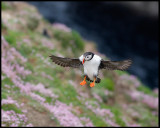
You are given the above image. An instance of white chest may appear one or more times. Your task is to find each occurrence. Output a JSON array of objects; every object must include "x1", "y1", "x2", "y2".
[{"x1": 82, "y1": 55, "x2": 101, "y2": 80}]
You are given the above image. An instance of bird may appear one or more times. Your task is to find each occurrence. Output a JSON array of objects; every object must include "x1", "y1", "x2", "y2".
[{"x1": 49, "y1": 52, "x2": 132, "y2": 87}]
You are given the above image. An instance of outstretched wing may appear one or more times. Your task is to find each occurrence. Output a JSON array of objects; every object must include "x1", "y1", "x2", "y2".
[
  {"x1": 49, "y1": 55, "x2": 82, "y2": 68},
  {"x1": 99, "y1": 59, "x2": 132, "y2": 70}
]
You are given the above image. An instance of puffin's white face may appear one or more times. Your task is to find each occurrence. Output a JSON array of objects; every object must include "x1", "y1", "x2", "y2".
[
  {"x1": 85, "y1": 54, "x2": 92, "y2": 61},
  {"x1": 79, "y1": 52, "x2": 94, "y2": 64}
]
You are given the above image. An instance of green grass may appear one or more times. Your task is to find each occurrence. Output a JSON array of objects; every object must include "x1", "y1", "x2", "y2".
[
  {"x1": 4, "y1": 30, "x2": 23, "y2": 47},
  {"x1": 98, "y1": 78, "x2": 114, "y2": 91},
  {"x1": 77, "y1": 104, "x2": 108, "y2": 126},
  {"x1": 2, "y1": 2, "x2": 9, "y2": 10},
  {"x1": 18, "y1": 43, "x2": 33, "y2": 57},
  {"x1": 71, "y1": 30, "x2": 85, "y2": 51},
  {"x1": 137, "y1": 84, "x2": 157, "y2": 96},
  {"x1": 53, "y1": 29, "x2": 84, "y2": 56},
  {"x1": 132, "y1": 104, "x2": 158, "y2": 126},
  {"x1": 111, "y1": 107, "x2": 126, "y2": 126},
  {"x1": 2, "y1": 91, "x2": 8, "y2": 99},
  {"x1": 115, "y1": 70, "x2": 129, "y2": 75},
  {"x1": 100, "y1": 104, "x2": 126, "y2": 126},
  {"x1": 2, "y1": 104, "x2": 22, "y2": 114},
  {"x1": 27, "y1": 15, "x2": 39, "y2": 30},
  {"x1": 2, "y1": 77, "x2": 13, "y2": 87},
  {"x1": 56, "y1": 83, "x2": 80, "y2": 105}
]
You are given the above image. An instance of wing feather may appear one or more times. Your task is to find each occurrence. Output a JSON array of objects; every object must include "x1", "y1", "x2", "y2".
[
  {"x1": 99, "y1": 59, "x2": 132, "y2": 70},
  {"x1": 49, "y1": 55, "x2": 82, "y2": 68}
]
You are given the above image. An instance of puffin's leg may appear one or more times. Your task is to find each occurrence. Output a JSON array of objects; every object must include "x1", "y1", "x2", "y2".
[
  {"x1": 80, "y1": 75, "x2": 87, "y2": 86},
  {"x1": 90, "y1": 76, "x2": 97, "y2": 87}
]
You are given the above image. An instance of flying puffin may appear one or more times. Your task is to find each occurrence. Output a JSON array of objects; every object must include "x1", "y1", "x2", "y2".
[{"x1": 49, "y1": 52, "x2": 132, "y2": 87}]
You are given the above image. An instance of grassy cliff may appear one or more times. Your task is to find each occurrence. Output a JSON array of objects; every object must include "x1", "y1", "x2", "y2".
[{"x1": 1, "y1": 2, "x2": 158, "y2": 127}]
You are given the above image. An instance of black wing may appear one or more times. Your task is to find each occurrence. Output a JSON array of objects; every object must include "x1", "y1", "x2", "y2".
[
  {"x1": 99, "y1": 59, "x2": 132, "y2": 70},
  {"x1": 49, "y1": 55, "x2": 82, "y2": 68}
]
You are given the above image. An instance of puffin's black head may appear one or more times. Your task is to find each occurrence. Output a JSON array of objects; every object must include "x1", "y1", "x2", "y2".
[{"x1": 82, "y1": 52, "x2": 94, "y2": 64}]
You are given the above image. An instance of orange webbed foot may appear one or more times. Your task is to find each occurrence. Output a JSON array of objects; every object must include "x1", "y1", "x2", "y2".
[
  {"x1": 80, "y1": 80, "x2": 86, "y2": 86},
  {"x1": 90, "y1": 82, "x2": 95, "y2": 87},
  {"x1": 80, "y1": 76, "x2": 87, "y2": 86}
]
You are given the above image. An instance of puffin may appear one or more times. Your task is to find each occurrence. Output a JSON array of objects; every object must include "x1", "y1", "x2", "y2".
[{"x1": 49, "y1": 52, "x2": 132, "y2": 87}]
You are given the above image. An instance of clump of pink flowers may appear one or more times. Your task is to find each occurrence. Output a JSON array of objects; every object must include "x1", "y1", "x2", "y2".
[
  {"x1": 2, "y1": 97, "x2": 20, "y2": 108},
  {"x1": 2, "y1": 109, "x2": 33, "y2": 127},
  {"x1": 22, "y1": 38, "x2": 32, "y2": 46},
  {"x1": 153, "y1": 88, "x2": 158, "y2": 94},
  {"x1": 53, "y1": 23, "x2": 71, "y2": 32},
  {"x1": 128, "y1": 90, "x2": 158, "y2": 110},
  {"x1": 93, "y1": 93, "x2": 103, "y2": 103},
  {"x1": 80, "y1": 117, "x2": 94, "y2": 126},
  {"x1": 1, "y1": 97, "x2": 32, "y2": 127},
  {"x1": 41, "y1": 72, "x2": 53, "y2": 81},
  {"x1": 43, "y1": 100, "x2": 84, "y2": 126},
  {"x1": 30, "y1": 92, "x2": 46, "y2": 103},
  {"x1": 122, "y1": 117, "x2": 141, "y2": 127},
  {"x1": 119, "y1": 74, "x2": 140, "y2": 87},
  {"x1": 85, "y1": 101, "x2": 118, "y2": 126},
  {"x1": 105, "y1": 117, "x2": 119, "y2": 127},
  {"x1": 41, "y1": 38, "x2": 54, "y2": 49}
]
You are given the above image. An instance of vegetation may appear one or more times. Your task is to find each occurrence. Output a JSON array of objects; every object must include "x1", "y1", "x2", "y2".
[{"x1": 1, "y1": 2, "x2": 158, "y2": 127}]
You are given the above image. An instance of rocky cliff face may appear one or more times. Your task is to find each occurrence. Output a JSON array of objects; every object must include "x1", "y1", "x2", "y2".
[{"x1": 1, "y1": 2, "x2": 158, "y2": 127}]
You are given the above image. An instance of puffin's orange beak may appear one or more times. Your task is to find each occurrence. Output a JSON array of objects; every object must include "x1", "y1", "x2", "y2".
[{"x1": 82, "y1": 58, "x2": 85, "y2": 64}]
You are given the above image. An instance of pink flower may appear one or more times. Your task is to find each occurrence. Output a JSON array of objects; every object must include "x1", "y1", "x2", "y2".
[
  {"x1": 30, "y1": 92, "x2": 46, "y2": 103},
  {"x1": 153, "y1": 88, "x2": 158, "y2": 94},
  {"x1": 23, "y1": 38, "x2": 31, "y2": 46},
  {"x1": 119, "y1": 74, "x2": 140, "y2": 87},
  {"x1": 43, "y1": 101, "x2": 83, "y2": 126},
  {"x1": 41, "y1": 38, "x2": 54, "y2": 49},
  {"x1": 41, "y1": 72, "x2": 53, "y2": 81},
  {"x1": 53, "y1": 23, "x2": 71, "y2": 32},
  {"x1": 105, "y1": 117, "x2": 119, "y2": 127},
  {"x1": 128, "y1": 90, "x2": 158, "y2": 109},
  {"x1": 80, "y1": 117, "x2": 94, "y2": 126},
  {"x1": 2, "y1": 75, "x2": 6, "y2": 80},
  {"x1": 1, "y1": 109, "x2": 32, "y2": 127},
  {"x1": 93, "y1": 93, "x2": 103, "y2": 103},
  {"x1": 2, "y1": 97, "x2": 20, "y2": 108}
]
